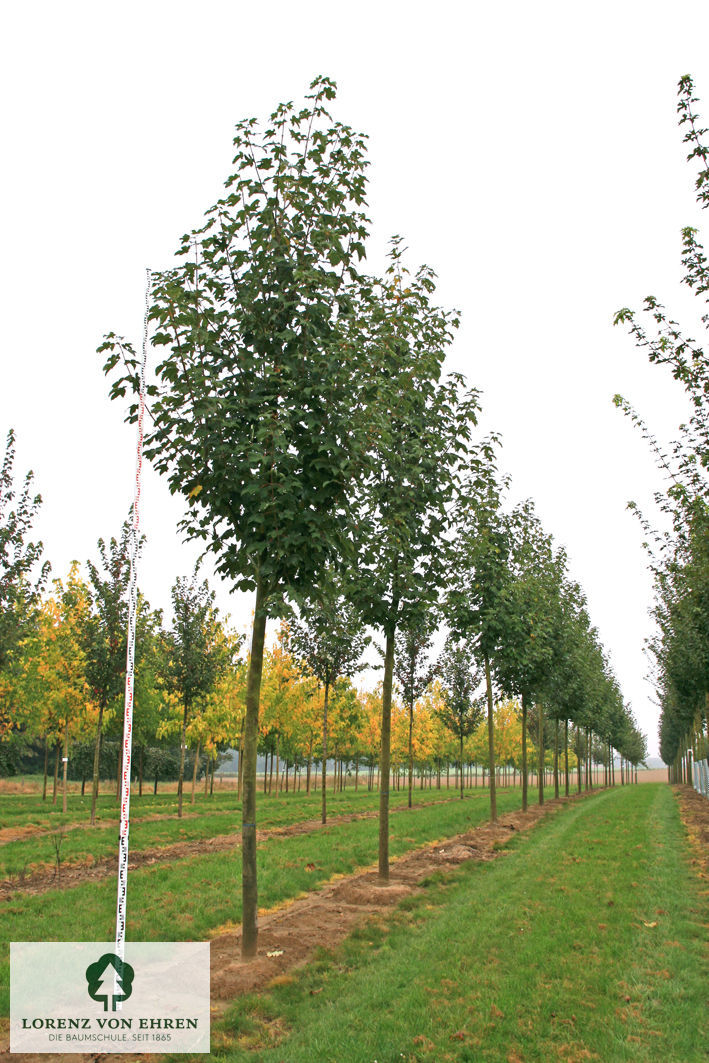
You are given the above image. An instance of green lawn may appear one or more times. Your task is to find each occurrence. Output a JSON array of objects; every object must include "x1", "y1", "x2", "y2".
[
  {"x1": 212, "y1": 784, "x2": 707, "y2": 1063},
  {"x1": 0, "y1": 785, "x2": 528, "y2": 1015}
]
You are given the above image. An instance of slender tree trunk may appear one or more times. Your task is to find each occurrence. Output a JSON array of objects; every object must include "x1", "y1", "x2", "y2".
[
  {"x1": 204, "y1": 755, "x2": 210, "y2": 796},
  {"x1": 459, "y1": 736, "x2": 464, "y2": 800},
  {"x1": 139, "y1": 746, "x2": 144, "y2": 797},
  {"x1": 116, "y1": 741, "x2": 122, "y2": 800},
  {"x1": 355, "y1": 754, "x2": 359, "y2": 792},
  {"x1": 521, "y1": 695, "x2": 528, "y2": 811},
  {"x1": 237, "y1": 717, "x2": 245, "y2": 801},
  {"x1": 483, "y1": 652, "x2": 497, "y2": 822},
  {"x1": 379, "y1": 626, "x2": 395, "y2": 882},
  {"x1": 90, "y1": 704, "x2": 105, "y2": 825},
  {"x1": 52, "y1": 742, "x2": 60, "y2": 805},
  {"x1": 62, "y1": 727, "x2": 69, "y2": 814},
  {"x1": 241, "y1": 579, "x2": 267, "y2": 960},
  {"x1": 306, "y1": 735, "x2": 313, "y2": 795},
  {"x1": 210, "y1": 757, "x2": 215, "y2": 795},
  {"x1": 177, "y1": 703, "x2": 188, "y2": 818},
  {"x1": 537, "y1": 703, "x2": 544, "y2": 806},
  {"x1": 553, "y1": 719, "x2": 559, "y2": 799},
  {"x1": 154, "y1": 770, "x2": 158, "y2": 795},
  {"x1": 322, "y1": 680, "x2": 330, "y2": 824},
  {"x1": 42, "y1": 736, "x2": 49, "y2": 801},
  {"x1": 564, "y1": 719, "x2": 569, "y2": 797},
  {"x1": 190, "y1": 739, "x2": 201, "y2": 805},
  {"x1": 275, "y1": 734, "x2": 280, "y2": 795}
]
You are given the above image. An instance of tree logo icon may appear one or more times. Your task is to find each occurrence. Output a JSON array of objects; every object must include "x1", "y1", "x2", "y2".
[{"x1": 85, "y1": 954, "x2": 135, "y2": 1011}]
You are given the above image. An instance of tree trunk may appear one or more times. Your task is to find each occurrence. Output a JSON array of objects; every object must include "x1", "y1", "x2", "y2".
[
  {"x1": 204, "y1": 754, "x2": 210, "y2": 796},
  {"x1": 355, "y1": 754, "x2": 359, "y2": 792},
  {"x1": 241, "y1": 579, "x2": 267, "y2": 960},
  {"x1": 379, "y1": 626, "x2": 395, "y2": 882},
  {"x1": 484, "y1": 653, "x2": 496, "y2": 822},
  {"x1": 553, "y1": 719, "x2": 559, "y2": 799},
  {"x1": 52, "y1": 742, "x2": 60, "y2": 805},
  {"x1": 537, "y1": 703, "x2": 544, "y2": 806},
  {"x1": 139, "y1": 746, "x2": 144, "y2": 797},
  {"x1": 407, "y1": 698, "x2": 414, "y2": 810},
  {"x1": 521, "y1": 695, "x2": 528, "y2": 811},
  {"x1": 90, "y1": 704, "x2": 105, "y2": 825},
  {"x1": 306, "y1": 735, "x2": 313, "y2": 795},
  {"x1": 116, "y1": 740, "x2": 122, "y2": 800},
  {"x1": 321, "y1": 680, "x2": 330, "y2": 824},
  {"x1": 237, "y1": 716, "x2": 245, "y2": 801},
  {"x1": 42, "y1": 736, "x2": 49, "y2": 801},
  {"x1": 177, "y1": 702, "x2": 188, "y2": 818},
  {"x1": 564, "y1": 719, "x2": 569, "y2": 797},
  {"x1": 190, "y1": 739, "x2": 201, "y2": 805},
  {"x1": 62, "y1": 726, "x2": 69, "y2": 814}
]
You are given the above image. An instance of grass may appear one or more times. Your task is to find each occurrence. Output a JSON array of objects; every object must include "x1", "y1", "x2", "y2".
[
  {"x1": 0, "y1": 786, "x2": 471, "y2": 877},
  {"x1": 0, "y1": 785, "x2": 531, "y2": 1015},
  {"x1": 208, "y1": 784, "x2": 707, "y2": 1063}
]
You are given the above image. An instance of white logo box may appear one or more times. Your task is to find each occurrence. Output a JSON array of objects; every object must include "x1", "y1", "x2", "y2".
[{"x1": 11, "y1": 942, "x2": 210, "y2": 1053}]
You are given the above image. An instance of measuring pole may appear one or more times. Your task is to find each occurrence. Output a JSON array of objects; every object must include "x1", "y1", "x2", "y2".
[{"x1": 114, "y1": 271, "x2": 151, "y2": 1001}]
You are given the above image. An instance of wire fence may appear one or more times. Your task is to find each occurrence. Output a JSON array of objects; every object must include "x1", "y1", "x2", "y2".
[{"x1": 693, "y1": 758, "x2": 709, "y2": 798}]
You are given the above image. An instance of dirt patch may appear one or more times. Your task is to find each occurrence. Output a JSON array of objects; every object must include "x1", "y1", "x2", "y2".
[
  {"x1": 673, "y1": 784, "x2": 709, "y2": 883},
  {"x1": 207, "y1": 796, "x2": 567, "y2": 1007}
]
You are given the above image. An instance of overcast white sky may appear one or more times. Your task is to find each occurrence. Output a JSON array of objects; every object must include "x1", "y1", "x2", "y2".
[{"x1": 3, "y1": 1, "x2": 709, "y2": 758}]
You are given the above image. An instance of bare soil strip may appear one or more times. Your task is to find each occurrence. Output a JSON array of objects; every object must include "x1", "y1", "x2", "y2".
[{"x1": 673, "y1": 783, "x2": 709, "y2": 886}]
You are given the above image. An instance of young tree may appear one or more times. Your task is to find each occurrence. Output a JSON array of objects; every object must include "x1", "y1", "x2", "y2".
[
  {"x1": 436, "y1": 636, "x2": 484, "y2": 799},
  {"x1": 18, "y1": 564, "x2": 94, "y2": 812},
  {"x1": 346, "y1": 243, "x2": 478, "y2": 879},
  {"x1": 614, "y1": 75, "x2": 709, "y2": 772},
  {"x1": 448, "y1": 453, "x2": 509, "y2": 820},
  {"x1": 0, "y1": 429, "x2": 50, "y2": 756},
  {"x1": 84, "y1": 527, "x2": 131, "y2": 825},
  {"x1": 492, "y1": 502, "x2": 566, "y2": 810},
  {"x1": 101, "y1": 77, "x2": 379, "y2": 957},
  {"x1": 286, "y1": 589, "x2": 367, "y2": 822},
  {"x1": 394, "y1": 617, "x2": 435, "y2": 808},
  {"x1": 163, "y1": 573, "x2": 229, "y2": 817}
]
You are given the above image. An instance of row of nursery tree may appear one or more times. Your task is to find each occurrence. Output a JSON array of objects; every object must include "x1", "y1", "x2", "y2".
[
  {"x1": 614, "y1": 75, "x2": 709, "y2": 785},
  {"x1": 1, "y1": 77, "x2": 646, "y2": 960}
]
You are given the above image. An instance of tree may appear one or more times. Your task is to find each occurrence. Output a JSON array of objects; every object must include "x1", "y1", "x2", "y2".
[
  {"x1": 614, "y1": 75, "x2": 709, "y2": 771},
  {"x1": 0, "y1": 429, "x2": 50, "y2": 754},
  {"x1": 84, "y1": 527, "x2": 131, "y2": 825},
  {"x1": 492, "y1": 502, "x2": 566, "y2": 810},
  {"x1": 18, "y1": 564, "x2": 95, "y2": 812},
  {"x1": 163, "y1": 573, "x2": 229, "y2": 817},
  {"x1": 436, "y1": 636, "x2": 484, "y2": 799},
  {"x1": 448, "y1": 450, "x2": 509, "y2": 820},
  {"x1": 345, "y1": 241, "x2": 478, "y2": 879},
  {"x1": 101, "y1": 77, "x2": 379, "y2": 957},
  {"x1": 394, "y1": 617, "x2": 435, "y2": 808},
  {"x1": 286, "y1": 588, "x2": 367, "y2": 821}
]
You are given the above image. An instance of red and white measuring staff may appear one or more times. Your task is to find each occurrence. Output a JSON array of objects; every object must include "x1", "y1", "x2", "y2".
[{"x1": 115, "y1": 270, "x2": 151, "y2": 997}]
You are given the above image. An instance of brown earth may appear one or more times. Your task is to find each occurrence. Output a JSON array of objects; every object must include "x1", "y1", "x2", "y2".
[{"x1": 673, "y1": 783, "x2": 709, "y2": 885}]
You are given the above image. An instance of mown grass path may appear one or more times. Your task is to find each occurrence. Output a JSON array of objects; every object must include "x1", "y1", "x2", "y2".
[{"x1": 215, "y1": 784, "x2": 707, "y2": 1063}]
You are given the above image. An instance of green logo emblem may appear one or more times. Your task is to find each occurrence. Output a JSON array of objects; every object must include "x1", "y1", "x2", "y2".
[{"x1": 85, "y1": 954, "x2": 135, "y2": 1012}]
